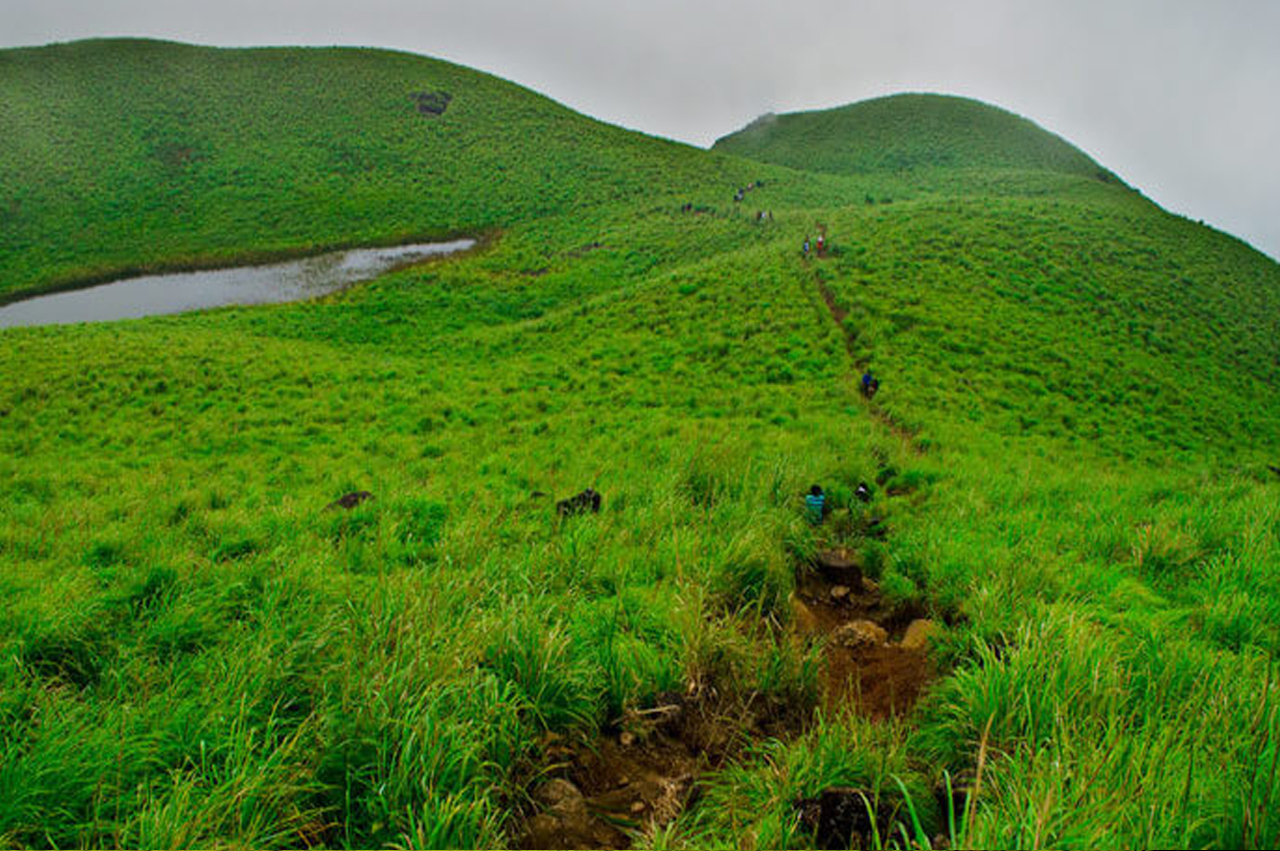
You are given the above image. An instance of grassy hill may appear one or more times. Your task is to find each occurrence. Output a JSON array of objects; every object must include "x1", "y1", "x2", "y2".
[
  {"x1": 713, "y1": 93, "x2": 1118, "y2": 182},
  {"x1": 2, "y1": 39, "x2": 1280, "y2": 850},
  {"x1": 0, "y1": 38, "x2": 765, "y2": 300},
  {"x1": 714, "y1": 94, "x2": 1280, "y2": 461}
]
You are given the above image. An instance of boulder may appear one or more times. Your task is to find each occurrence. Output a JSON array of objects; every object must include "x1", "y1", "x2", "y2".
[
  {"x1": 832, "y1": 620, "x2": 887, "y2": 648},
  {"x1": 534, "y1": 778, "x2": 586, "y2": 816},
  {"x1": 411, "y1": 90, "x2": 452, "y2": 116},
  {"x1": 326, "y1": 491, "x2": 373, "y2": 510},
  {"x1": 900, "y1": 619, "x2": 937, "y2": 650},
  {"x1": 812, "y1": 550, "x2": 863, "y2": 586},
  {"x1": 795, "y1": 786, "x2": 875, "y2": 850}
]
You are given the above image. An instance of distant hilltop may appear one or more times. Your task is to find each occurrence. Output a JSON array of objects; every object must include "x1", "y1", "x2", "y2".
[{"x1": 715, "y1": 93, "x2": 1123, "y2": 184}]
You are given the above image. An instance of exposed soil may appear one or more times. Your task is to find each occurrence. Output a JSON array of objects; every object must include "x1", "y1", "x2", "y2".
[
  {"x1": 516, "y1": 689, "x2": 800, "y2": 850},
  {"x1": 793, "y1": 549, "x2": 935, "y2": 720},
  {"x1": 516, "y1": 547, "x2": 939, "y2": 849}
]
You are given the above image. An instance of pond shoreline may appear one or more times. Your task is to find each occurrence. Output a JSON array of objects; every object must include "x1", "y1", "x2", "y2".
[
  {"x1": 0, "y1": 234, "x2": 485, "y2": 329},
  {"x1": 0, "y1": 230, "x2": 492, "y2": 309}
]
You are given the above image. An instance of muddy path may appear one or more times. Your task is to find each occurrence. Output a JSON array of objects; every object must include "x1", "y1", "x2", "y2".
[
  {"x1": 515, "y1": 537, "x2": 939, "y2": 850},
  {"x1": 515, "y1": 546, "x2": 939, "y2": 849},
  {"x1": 791, "y1": 548, "x2": 935, "y2": 720},
  {"x1": 516, "y1": 688, "x2": 801, "y2": 849},
  {"x1": 515, "y1": 238, "x2": 941, "y2": 850}
]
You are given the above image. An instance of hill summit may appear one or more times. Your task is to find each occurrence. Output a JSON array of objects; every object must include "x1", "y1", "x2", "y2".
[{"x1": 713, "y1": 93, "x2": 1118, "y2": 182}]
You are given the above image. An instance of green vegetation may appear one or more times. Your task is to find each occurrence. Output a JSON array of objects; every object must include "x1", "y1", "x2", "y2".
[
  {"x1": 2, "y1": 38, "x2": 1280, "y2": 850},
  {"x1": 0, "y1": 38, "x2": 756, "y2": 300},
  {"x1": 713, "y1": 93, "x2": 1116, "y2": 181}
]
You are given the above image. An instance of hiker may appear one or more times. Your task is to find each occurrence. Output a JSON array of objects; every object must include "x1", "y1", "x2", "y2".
[
  {"x1": 861, "y1": 371, "x2": 879, "y2": 398},
  {"x1": 816, "y1": 233, "x2": 826, "y2": 254},
  {"x1": 803, "y1": 237, "x2": 811, "y2": 256},
  {"x1": 804, "y1": 484, "x2": 827, "y2": 525},
  {"x1": 854, "y1": 482, "x2": 872, "y2": 503}
]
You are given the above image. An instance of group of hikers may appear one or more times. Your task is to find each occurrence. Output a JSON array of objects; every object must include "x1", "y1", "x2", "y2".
[
  {"x1": 802, "y1": 232, "x2": 828, "y2": 257},
  {"x1": 733, "y1": 180, "x2": 766, "y2": 203},
  {"x1": 861, "y1": 371, "x2": 880, "y2": 398},
  {"x1": 804, "y1": 481, "x2": 873, "y2": 525}
]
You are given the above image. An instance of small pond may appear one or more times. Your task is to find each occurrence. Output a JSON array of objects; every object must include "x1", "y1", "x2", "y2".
[{"x1": 0, "y1": 239, "x2": 475, "y2": 329}]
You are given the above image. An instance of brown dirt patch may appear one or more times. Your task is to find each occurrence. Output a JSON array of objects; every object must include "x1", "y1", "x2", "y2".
[
  {"x1": 793, "y1": 549, "x2": 935, "y2": 720},
  {"x1": 517, "y1": 547, "x2": 939, "y2": 848},
  {"x1": 823, "y1": 643, "x2": 934, "y2": 721},
  {"x1": 515, "y1": 690, "x2": 800, "y2": 850}
]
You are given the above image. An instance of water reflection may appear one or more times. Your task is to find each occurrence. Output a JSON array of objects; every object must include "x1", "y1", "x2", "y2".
[{"x1": 0, "y1": 239, "x2": 475, "y2": 329}]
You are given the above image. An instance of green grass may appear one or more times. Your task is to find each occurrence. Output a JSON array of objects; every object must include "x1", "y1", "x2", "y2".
[
  {"x1": 2, "y1": 38, "x2": 1280, "y2": 849},
  {"x1": 713, "y1": 93, "x2": 1117, "y2": 182}
]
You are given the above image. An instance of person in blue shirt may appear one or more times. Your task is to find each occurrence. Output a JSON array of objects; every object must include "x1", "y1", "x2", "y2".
[
  {"x1": 805, "y1": 484, "x2": 826, "y2": 525},
  {"x1": 861, "y1": 371, "x2": 879, "y2": 398}
]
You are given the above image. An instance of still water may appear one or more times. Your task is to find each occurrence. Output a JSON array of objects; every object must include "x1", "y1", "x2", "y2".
[{"x1": 0, "y1": 239, "x2": 475, "y2": 329}]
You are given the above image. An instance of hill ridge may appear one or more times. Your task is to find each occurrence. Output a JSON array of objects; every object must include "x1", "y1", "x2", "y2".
[{"x1": 713, "y1": 92, "x2": 1122, "y2": 184}]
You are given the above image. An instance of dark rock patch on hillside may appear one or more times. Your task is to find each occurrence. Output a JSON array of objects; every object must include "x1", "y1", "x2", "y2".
[
  {"x1": 326, "y1": 491, "x2": 374, "y2": 510},
  {"x1": 411, "y1": 90, "x2": 452, "y2": 116}
]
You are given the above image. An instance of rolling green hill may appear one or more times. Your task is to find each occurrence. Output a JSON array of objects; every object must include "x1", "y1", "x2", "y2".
[
  {"x1": 0, "y1": 38, "x2": 762, "y2": 300},
  {"x1": 713, "y1": 93, "x2": 1118, "y2": 182},
  {"x1": 2, "y1": 39, "x2": 1280, "y2": 851}
]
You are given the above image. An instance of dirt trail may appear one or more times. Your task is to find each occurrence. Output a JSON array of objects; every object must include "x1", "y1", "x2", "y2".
[
  {"x1": 791, "y1": 548, "x2": 935, "y2": 720},
  {"x1": 516, "y1": 544, "x2": 938, "y2": 850},
  {"x1": 806, "y1": 262, "x2": 923, "y2": 452},
  {"x1": 516, "y1": 689, "x2": 799, "y2": 850},
  {"x1": 515, "y1": 235, "x2": 940, "y2": 849}
]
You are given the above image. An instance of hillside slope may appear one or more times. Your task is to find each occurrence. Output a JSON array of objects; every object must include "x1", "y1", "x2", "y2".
[
  {"x1": 714, "y1": 93, "x2": 1117, "y2": 182},
  {"x1": 0, "y1": 38, "x2": 767, "y2": 298},
  {"x1": 2, "y1": 40, "x2": 1280, "y2": 851},
  {"x1": 712, "y1": 94, "x2": 1280, "y2": 461}
]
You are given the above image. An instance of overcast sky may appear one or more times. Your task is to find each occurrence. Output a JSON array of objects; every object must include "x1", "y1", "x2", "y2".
[{"x1": 4, "y1": 0, "x2": 1278, "y2": 259}]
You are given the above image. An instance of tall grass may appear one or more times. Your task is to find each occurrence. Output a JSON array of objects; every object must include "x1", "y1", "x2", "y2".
[{"x1": 2, "y1": 37, "x2": 1280, "y2": 850}]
